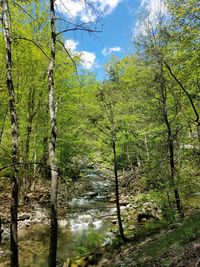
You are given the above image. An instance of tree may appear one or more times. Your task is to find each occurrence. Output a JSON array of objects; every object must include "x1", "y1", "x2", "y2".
[
  {"x1": 85, "y1": 62, "x2": 131, "y2": 241},
  {"x1": 157, "y1": 61, "x2": 184, "y2": 217},
  {"x1": 164, "y1": 0, "x2": 200, "y2": 152},
  {"x1": 48, "y1": 0, "x2": 58, "y2": 266},
  {"x1": 1, "y1": 0, "x2": 19, "y2": 265}
]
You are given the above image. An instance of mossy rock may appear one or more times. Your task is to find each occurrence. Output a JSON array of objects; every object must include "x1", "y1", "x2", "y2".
[
  {"x1": 63, "y1": 258, "x2": 71, "y2": 267},
  {"x1": 64, "y1": 256, "x2": 88, "y2": 267}
]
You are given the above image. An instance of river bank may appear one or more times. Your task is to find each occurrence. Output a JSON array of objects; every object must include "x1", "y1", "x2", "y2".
[
  {"x1": 0, "y1": 171, "x2": 121, "y2": 266},
  {"x1": 1, "y1": 170, "x2": 200, "y2": 267}
]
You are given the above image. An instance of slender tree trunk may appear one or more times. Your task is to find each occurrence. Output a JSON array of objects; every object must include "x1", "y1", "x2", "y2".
[
  {"x1": 159, "y1": 66, "x2": 184, "y2": 218},
  {"x1": 112, "y1": 137, "x2": 128, "y2": 242},
  {"x1": 0, "y1": 108, "x2": 7, "y2": 145},
  {"x1": 167, "y1": 134, "x2": 184, "y2": 218},
  {"x1": 164, "y1": 61, "x2": 200, "y2": 150},
  {"x1": 23, "y1": 87, "x2": 35, "y2": 197},
  {"x1": 144, "y1": 134, "x2": 150, "y2": 161},
  {"x1": 1, "y1": 1, "x2": 19, "y2": 266},
  {"x1": 189, "y1": 123, "x2": 200, "y2": 164},
  {"x1": 0, "y1": 216, "x2": 3, "y2": 245},
  {"x1": 41, "y1": 136, "x2": 49, "y2": 177},
  {"x1": 48, "y1": 0, "x2": 58, "y2": 266}
]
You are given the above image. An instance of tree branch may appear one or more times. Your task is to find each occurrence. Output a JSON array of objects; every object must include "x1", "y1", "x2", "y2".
[
  {"x1": 56, "y1": 39, "x2": 79, "y2": 78},
  {"x1": 11, "y1": 37, "x2": 51, "y2": 60},
  {"x1": 12, "y1": 2, "x2": 35, "y2": 21},
  {"x1": 56, "y1": 26, "x2": 101, "y2": 36},
  {"x1": 163, "y1": 60, "x2": 199, "y2": 124}
]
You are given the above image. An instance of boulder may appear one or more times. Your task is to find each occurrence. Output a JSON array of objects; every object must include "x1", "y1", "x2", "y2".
[{"x1": 136, "y1": 202, "x2": 162, "y2": 223}]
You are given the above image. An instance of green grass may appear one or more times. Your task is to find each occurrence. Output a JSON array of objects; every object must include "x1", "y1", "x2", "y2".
[{"x1": 134, "y1": 212, "x2": 200, "y2": 265}]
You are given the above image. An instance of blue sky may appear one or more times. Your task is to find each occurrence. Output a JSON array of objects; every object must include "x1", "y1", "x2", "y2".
[{"x1": 55, "y1": 0, "x2": 165, "y2": 79}]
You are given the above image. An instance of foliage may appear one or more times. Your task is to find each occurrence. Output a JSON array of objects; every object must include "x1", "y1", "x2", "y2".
[
  {"x1": 75, "y1": 229, "x2": 104, "y2": 255},
  {"x1": 0, "y1": 1, "x2": 199, "y2": 263}
]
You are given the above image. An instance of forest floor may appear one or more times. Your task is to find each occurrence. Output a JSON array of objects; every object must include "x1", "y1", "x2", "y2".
[
  {"x1": 0, "y1": 176, "x2": 70, "y2": 223},
  {"x1": 0, "y1": 177, "x2": 50, "y2": 225},
  {"x1": 97, "y1": 207, "x2": 200, "y2": 267}
]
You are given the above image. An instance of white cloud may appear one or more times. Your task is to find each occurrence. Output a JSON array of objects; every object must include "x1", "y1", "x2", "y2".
[
  {"x1": 64, "y1": 38, "x2": 96, "y2": 69},
  {"x1": 140, "y1": 0, "x2": 166, "y2": 21},
  {"x1": 79, "y1": 51, "x2": 96, "y2": 69},
  {"x1": 135, "y1": 0, "x2": 167, "y2": 35},
  {"x1": 102, "y1": 46, "x2": 121, "y2": 56},
  {"x1": 64, "y1": 39, "x2": 78, "y2": 51},
  {"x1": 55, "y1": 0, "x2": 121, "y2": 22}
]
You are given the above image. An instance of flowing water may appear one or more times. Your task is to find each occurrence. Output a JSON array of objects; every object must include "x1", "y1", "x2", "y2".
[{"x1": 0, "y1": 173, "x2": 116, "y2": 267}]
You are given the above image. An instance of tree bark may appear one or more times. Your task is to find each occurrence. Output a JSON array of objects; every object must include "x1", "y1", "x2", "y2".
[
  {"x1": 23, "y1": 87, "x2": 36, "y2": 197},
  {"x1": 48, "y1": 0, "x2": 58, "y2": 266},
  {"x1": 159, "y1": 65, "x2": 184, "y2": 218},
  {"x1": 112, "y1": 137, "x2": 129, "y2": 242},
  {"x1": 1, "y1": 0, "x2": 19, "y2": 266},
  {"x1": 0, "y1": 216, "x2": 3, "y2": 245},
  {"x1": 0, "y1": 108, "x2": 7, "y2": 145}
]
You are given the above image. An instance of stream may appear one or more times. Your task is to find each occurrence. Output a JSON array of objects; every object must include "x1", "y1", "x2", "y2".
[{"x1": 0, "y1": 172, "x2": 116, "y2": 267}]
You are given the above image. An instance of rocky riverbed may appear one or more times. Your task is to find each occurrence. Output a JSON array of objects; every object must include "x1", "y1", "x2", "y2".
[{"x1": 0, "y1": 172, "x2": 119, "y2": 266}]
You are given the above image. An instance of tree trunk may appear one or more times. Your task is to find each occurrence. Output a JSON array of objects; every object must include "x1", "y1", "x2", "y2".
[
  {"x1": 0, "y1": 216, "x2": 3, "y2": 245},
  {"x1": 1, "y1": 0, "x2": 19, "y2": 266},
  {"x1": 159, "y1": 66, "x2": 184, "y2": 218},
  {"x1": 41, "y1": 136, "x2": 49, "y2": 177},
  {"x1": 168, "y1": 134, "x2": 184, "y2": 218},
  {"x1": 23, "y1": 87, "x2": 35, "y2": 197},
  {"x1": 144, "y1": 134, "x2": 150, "y2": 161},
  {"x1": 112, "y1": 138, "x2": 128, "y2": 242},
  {"x1": 164, "y1": 61, "x2": 200, "y2": 150},
  {"x1": 0, "y1": 108, "x2": 7, "y2": 145},
  {"x1": 48, "y1": 0, "x2": 58, "y2": 266}
]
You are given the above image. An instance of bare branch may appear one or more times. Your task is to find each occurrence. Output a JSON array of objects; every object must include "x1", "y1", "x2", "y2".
[
  {"x1": 0, "y1": 162, "x2": 55, "y2": 173},
  {"x1": 11, "y1": 37, "x2": 51, "y2": 60},
  {"x1": 12, "y1": 2, "x2": 35, "y2": 21},
  {"x1": 163, "y1": 60, "x2": 199, "y2": 124},
  {"x1": 56, "y1": 25, "x2": 101, "y2": 36},
  {"x1": 56, "y1": 38, "x2": 79, "y2": 78}
]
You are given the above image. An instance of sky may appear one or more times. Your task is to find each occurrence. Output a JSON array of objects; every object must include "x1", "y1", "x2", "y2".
[{"x1": 55, "y1": 0, "x2": 165, "y2": 80}]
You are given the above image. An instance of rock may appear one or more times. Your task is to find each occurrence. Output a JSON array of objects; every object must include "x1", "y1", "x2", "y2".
[
  {"x1": 0, "y1": 250, "x2": 5, "y2": 257},
  {"x1": 18, "y1": 214, "x2": 31, "y2": 221},
  {"x1": 169, "y1": 223, "x2": 182, "y2": 230},
  {"x1": 108, "y1": 198, "x2": 116, "y2": 203},
  {"x1": 112, "y1": 220, "x2": 118, "y2": 225},
  {"x1": 71, "y1": 257, "x2": 88, "y2": 267},
  {"x1": 83, "y1": 192, "x2": 98, "y2": 198},
  {"x1": 88, "y1": 252, "x2": 102, "y2": 265},
  {"x1": 2, "y1": 228, "x2": 9, "y2": 240},
  {"x1": 96, "y1": 195, "x2": 109, "y2": 200},
  {"x1": 193, "y1": 243, "x2": 200, "y2": 251},
  {"x1": 97, "y1": 258, "x2": 110, "y2": 267},
  {"x1": 120, "y1": 202, "x2": 129, "y2": 206},
  {"x1": 63, "y1": 258, "x2": 71, "y2": 267},
  {"x1": 128, "y1": 225, "x2": 136, "y2": 231},
  {"x1": 137, "y1": 213, "x2": 158, "y2": 222},
  {"x1": 25, "y1": 192, "x2": 34, "y2": 199},
  {"x1": 136, "y1": 201, "x2": 162, "y2": 223}
]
